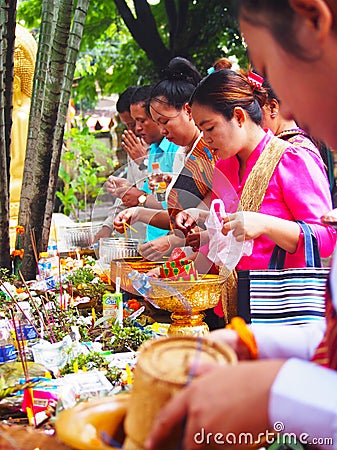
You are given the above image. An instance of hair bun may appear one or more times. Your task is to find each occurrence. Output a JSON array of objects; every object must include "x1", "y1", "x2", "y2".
[{"x1": 160, "y1": 68, "x2": 191, "y2": 82}]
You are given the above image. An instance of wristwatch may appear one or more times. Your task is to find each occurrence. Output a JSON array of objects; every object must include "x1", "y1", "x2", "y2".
[
  {"x1": 138, "y1": 158, "x2": 148, "y2": 171},
  {"x1": 137, "y1": 192, "x2": 147, "y2": 207}
]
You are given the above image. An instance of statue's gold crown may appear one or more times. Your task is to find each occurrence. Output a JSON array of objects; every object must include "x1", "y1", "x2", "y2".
[{"x1": 14, "y1": 24, "x2": 37, "y2": 98}]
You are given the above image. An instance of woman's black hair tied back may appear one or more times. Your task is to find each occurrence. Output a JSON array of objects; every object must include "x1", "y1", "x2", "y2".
[
  {"x1": 160, "y1": 68, "x2": 192, "y2": 83},
  {"x1": 149, "y1": 57, "x2": 202, "y2": 110}
]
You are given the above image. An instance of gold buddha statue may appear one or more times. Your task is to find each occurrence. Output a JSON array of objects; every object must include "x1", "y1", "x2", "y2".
[{"x1": 9, "y1": 24, "x2": 37, "y2": 248}]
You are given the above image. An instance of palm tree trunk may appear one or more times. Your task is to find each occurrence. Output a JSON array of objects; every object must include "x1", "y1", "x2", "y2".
[
  {"x1": 18, "y1": 0, "x2": 56, "y2": 278},
  {"x1": 19, "y1": 0, "x2": 90, "y2": 280},
  {"x1": 19, "y1": 0, "x2": 74, "y2": 280},
  {"x1": 43, "y1": 0, "x2": 90, "y2": 246},
  {"x1": 0, "y1": 2, "x2": 15, "y2": 271}
]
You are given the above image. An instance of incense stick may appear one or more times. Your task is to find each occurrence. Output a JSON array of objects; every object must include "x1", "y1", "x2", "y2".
[
  {"x1": 41, "y1": 292, "x2": 56, "y2": 343},
  {"x1": 18, "y1": 272, "x2": 48, "y2": 329},
  {"x1": 0, "y1": 283, "x2": 42, "y2": 341},
  {"x1": 10, "y1": 311, "x2": 37, "y2": 428},
  {"x1": 124, "y1": 222, "x2": 138, "y2": 233},
  {"x1": 9, "y1": 309, "x2": 28, "y2": 379},
  {"x1": 10, "y1": 311, "x2": 37, "y2": 427},
  {"x1": 58, "y1": 257, "x2": 64, "y2": 309},
  {"x1": 29, "y1": 227, "x2": 39, "y2": 267},
  {"x1": 123, "y1": 222, "x2": 128, "y2": 241},
  {"x1": 10, "y1": 273, "x2": 54, "y2": 344},
  {"x1": 19, "y1": 321, "x2": 29, "y2": 377},
  {"x1": 2, "y1": 290, "x2": 42, "y2": 340}
]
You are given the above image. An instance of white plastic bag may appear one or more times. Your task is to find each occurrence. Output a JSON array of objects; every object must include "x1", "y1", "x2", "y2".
[{"x1": 205, "y1": 199, "x2": 253, "y2": 270}]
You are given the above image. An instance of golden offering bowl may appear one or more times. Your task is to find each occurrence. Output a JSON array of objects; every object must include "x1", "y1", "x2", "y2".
[{"x1": 147, "y1": 274, "x2": 226, "y2": 336}]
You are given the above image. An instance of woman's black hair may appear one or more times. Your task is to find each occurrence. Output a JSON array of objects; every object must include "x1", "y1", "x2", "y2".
[{"x1": 149, "y1": 57, "x2": 202, "y2": 110}]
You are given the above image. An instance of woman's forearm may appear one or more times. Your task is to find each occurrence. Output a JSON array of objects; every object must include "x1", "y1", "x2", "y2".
[
  {"x1": 263, "y1": 215, "x2": 300, "y2": 253},
  {"x1": 137, "y1": 208, "x2": 171, "y2": 229}
]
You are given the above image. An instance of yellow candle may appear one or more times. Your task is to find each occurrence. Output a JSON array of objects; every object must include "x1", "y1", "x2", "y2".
[
  {"x1": 125, "y1": 363, "x2": 133, "y2": 384},
  {"x1": 91, "y1": 307, "x2": 97, "y2": 323}
]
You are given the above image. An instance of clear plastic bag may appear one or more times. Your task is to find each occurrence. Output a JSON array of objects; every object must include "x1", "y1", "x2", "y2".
[{"x1": 205, "y1": 199, "x2": 253, "y2": 270}]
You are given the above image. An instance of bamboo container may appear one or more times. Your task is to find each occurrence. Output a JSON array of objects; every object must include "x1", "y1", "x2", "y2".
[{"x1": 123, "y1": 336, "x2": 237, "y2": 450}]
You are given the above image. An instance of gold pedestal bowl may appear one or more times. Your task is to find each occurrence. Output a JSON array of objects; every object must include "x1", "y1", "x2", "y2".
[{"x1": 147, "y1": 274, "x2": 226, "y2": 336}]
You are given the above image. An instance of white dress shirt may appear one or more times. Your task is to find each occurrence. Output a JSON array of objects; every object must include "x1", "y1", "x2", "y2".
[{"x1": 252, "y1": 251, "x2": 337, "y2": 448}]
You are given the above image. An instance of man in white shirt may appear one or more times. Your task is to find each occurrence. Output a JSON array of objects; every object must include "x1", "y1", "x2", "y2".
[
  {"x1": 94, "y1": 86, "x2": 149, "y2": 243},
  {"x1": 95, "y1": 85, "x2": 179, "y2": 243}
]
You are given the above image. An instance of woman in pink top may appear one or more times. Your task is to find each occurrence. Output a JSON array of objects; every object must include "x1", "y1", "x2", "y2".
[
  {"x1": 210, "y1": 128, "x2": 335, "y2": 270},
  {"x1": 177, "y1": 69, "x2": 336, "y2": 272}
]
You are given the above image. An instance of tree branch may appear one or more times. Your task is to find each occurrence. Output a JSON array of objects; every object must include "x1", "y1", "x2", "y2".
[
  {"x1": 113, "y1": 0, "x2": 171, "y2": 69},
  {"x1": 164, "y1": 0, "x2": 177, "y2": 51},
  {"x1": 176, "y1": 0, "x2": 189, "y2": 39}
]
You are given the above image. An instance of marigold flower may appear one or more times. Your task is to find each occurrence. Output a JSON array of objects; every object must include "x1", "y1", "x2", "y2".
[
  {"x1": 226, "y1": 316, "x2": 258, "y2": 360},
  {"x1": 16, "y1": 225, "x2": 25, "y2": 234},
  {"x1": 12, "y1": 249, "x2": 24, "y2": 258},
  {"x1": 99, "y1": 273, "x2": 109, "y2": 283}
]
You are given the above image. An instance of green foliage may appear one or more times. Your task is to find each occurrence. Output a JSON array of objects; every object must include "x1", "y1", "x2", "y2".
[
  {"x1": 17, "y1": 0, "x2": 42, "y2": 29},
  {"x1": 103, "y1": 320, "x2": 153, "y2": 353},
  {"x1": 73, "y1": 38, "x2": 121, "y2": 108},
  {"x1": 186, "y1": 2, "x2": 248, "y2": 73},
  {"x1": 102, "y1": 40, "x2": 157, "y2": 95},
  {"x1": 65, "y1": 267, "x2": 108, "y2": 299},
  {"x1": 56, "y1": 127, "x2": 116, "y2": 221},
  {"x1": 59, "y1": 351, "x2": 123, "y2": 385},
  {"x1": 18, "y1": 0, "x2": 247, "y2": 107},
  {"x1": 0, "y1": 268, "x2": 14, "y2": 284}
]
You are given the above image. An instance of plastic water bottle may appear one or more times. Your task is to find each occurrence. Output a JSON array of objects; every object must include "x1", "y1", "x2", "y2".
[
  {"x1": 128, "y1": 270, "x2": 153, "y2": 297},
  {"x1": 0, "y1": 320, "x2": 17, "y2": 364},
  {"x1": 38, "y1": 252, "x2": 52, "y2": 280},
  {"x1": 16, "y1": 302, "x2": 38, "y2": 344},
  {"x1": 148, "y1": 163, "x2": 171, "y2": 202},
  {"x1": 47, "y1": 241, "x2": 60, "y2": 273}
]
